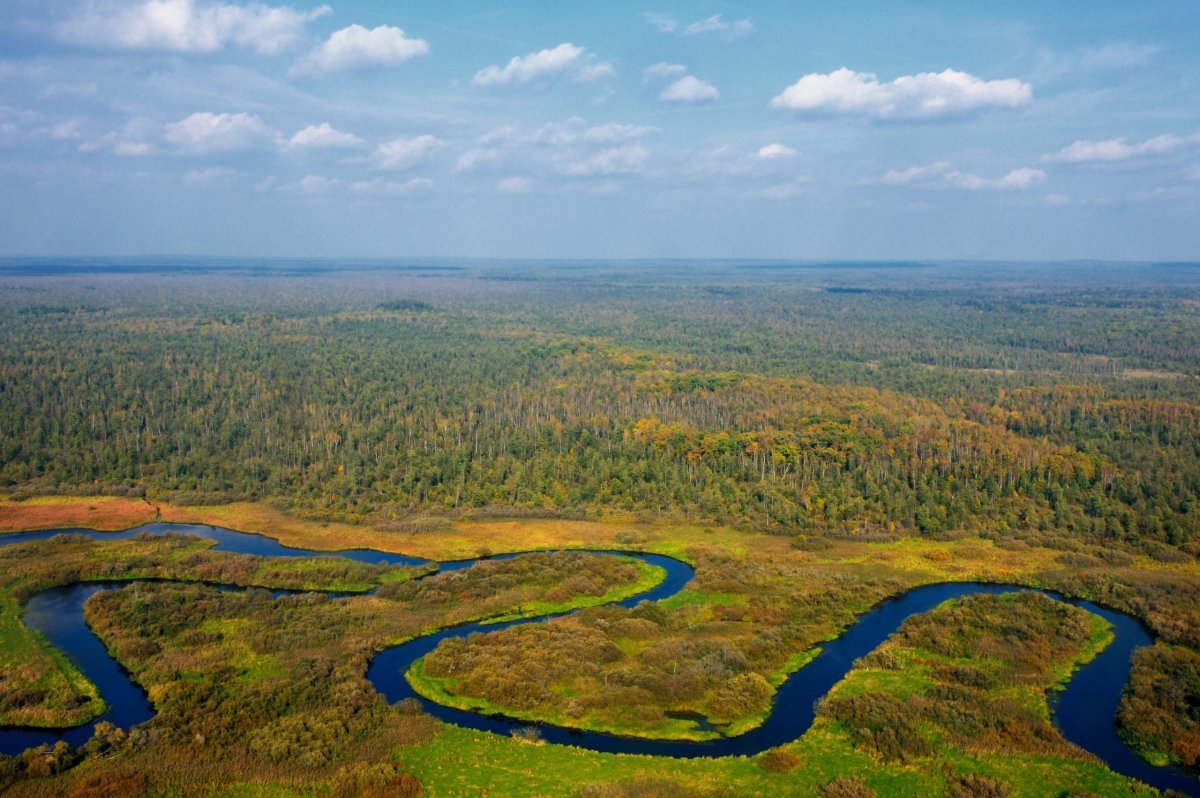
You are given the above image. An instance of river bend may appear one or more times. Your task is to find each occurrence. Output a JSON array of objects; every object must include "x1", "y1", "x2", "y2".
[{"x1": 0, "y1": 523, "x2": 1195, "y2": 796}]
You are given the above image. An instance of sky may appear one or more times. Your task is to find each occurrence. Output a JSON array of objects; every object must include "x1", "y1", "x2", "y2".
[{"x1": 1, "y1": 0, "x2": 1198, "y2": 260}]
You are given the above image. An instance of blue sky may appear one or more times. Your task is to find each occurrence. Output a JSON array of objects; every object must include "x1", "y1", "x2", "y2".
[{"x1": 1, "y1": 0, "x2": 1198, "y2": 259}]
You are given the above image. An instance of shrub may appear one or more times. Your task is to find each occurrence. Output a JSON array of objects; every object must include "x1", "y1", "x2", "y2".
[
  {"x1": 67, "y1": 771, "x2": 148, "y2": 798},
  {"x1": 819, "y1": 777, "x2": 876, "y2": 798},
  {"x1": 758, "y1": 748, "x2": 802, "y2": 773}
]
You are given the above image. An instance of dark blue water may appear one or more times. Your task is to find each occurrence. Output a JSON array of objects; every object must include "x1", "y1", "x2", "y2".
[
  {"x1": 1, "y1": 525, "x2": 1197, "y2": 795},
  {"x1": 366, "y1": 579, "x2": 1199, "y2": 795},
  {"x1": 0, "y1": 522, "x2": 429, "y2": 567},
  {"x1": 0, "y1": 583, "x2": 153, "y2": 752}
]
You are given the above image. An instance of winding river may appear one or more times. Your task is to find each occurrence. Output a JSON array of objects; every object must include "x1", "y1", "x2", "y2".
[{"x1": 0, "y1": 523, "x2": 1196, "y2": 796}]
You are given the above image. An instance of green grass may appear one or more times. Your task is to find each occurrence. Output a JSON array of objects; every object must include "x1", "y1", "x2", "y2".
[
  {"x1": 406, "y1": 659, "x2": 719, "y2": 742},
  {"x1": 249, "y1": 557, "x2": 437, "y2": 593},
  {"x1": 395, "y1": 721, "x2": 1116, "y2": 798},
  {"x1": 480, "y1": 559, "x2": 666, "y2": 624},
  {"x1": 656, "y1": 589, "x2": 747, "y2": 612},
  {"x1": 0, "y1": 595, "x2": 106, "y2": 727}
]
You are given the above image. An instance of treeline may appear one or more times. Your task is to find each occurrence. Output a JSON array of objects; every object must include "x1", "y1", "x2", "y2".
[{"x1": 1, "y1": 268, "x2": 1198, "y2": 546}]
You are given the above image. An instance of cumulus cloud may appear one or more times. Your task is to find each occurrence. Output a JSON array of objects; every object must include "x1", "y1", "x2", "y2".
[
  {"x1": 770, "y1": 68, "x2": 1032, "y2": 120},
  {"x1": 644, "y1": 64, "x2": 717, "y2": 104},
  {"x1": 164, "y1": 111, "x2": 276, "y2": 153},
  {"x1": 375, "y1": 134, "x2": 442, "y2": 170},
  {"x1": 1045, "y1": 133, "x2": 1200, "y2": 163},
  {"x1": 472, "y1": 43, "x2": 612, "y2": 88},
  {"x1": 756, "y1": 143, "x2": 797, "y2": 160},
  {"x1": 881, "y1": 161, "x2": 1045, "y2": 190},
  {"x1": 659, "y1": 75, "x2": 720, "y2": 103},
  {"x1": 291, "y1": 24, "x2": 429, "y2": 77},
  {"x1": 285, "y1": 122, "x2": 363, "y2": 150},
  {"x1": 59, "y1": 0, "x2": 330, "y2": 55}
]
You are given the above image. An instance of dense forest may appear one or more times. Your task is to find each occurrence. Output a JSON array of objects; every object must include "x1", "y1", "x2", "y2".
[
  {"x1": 2, "y1": 259, "x2": 1199, "y2": 796},
  {"x1": 1, "y1": 260, "x2": 1198, "y2": 550}
]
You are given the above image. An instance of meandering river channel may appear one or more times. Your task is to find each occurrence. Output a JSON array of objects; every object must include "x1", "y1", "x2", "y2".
[{"x1": 0, "y1": 523, "x2": 1196, "y2": 796}]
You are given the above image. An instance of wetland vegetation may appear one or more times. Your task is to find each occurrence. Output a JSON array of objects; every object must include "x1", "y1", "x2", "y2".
[{"x1": 1, "y1": 260, "x2": 1199, "y2": 796}]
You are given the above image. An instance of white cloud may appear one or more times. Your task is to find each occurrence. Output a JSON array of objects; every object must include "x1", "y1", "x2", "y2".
[
  {"x1": 59, "y1": 0, "x2": 330, "y2": 55},
  {"x1": 297, "y1": 173, "x2": 337, "y2": 193},
  {"x1": 353, "y1": 177, "x2": 433, "y2": 195},
  {"x1": 641, "y1": 13, "x2": 677, "y2": 33},
  {"x1": 41, "y1": 83, "x2": 99, "y2": 99},
  {"x1": 981, "y1": 167, "x2": 1046, "y2": 190},
  {"x1": 286, "y1": 122, "x2": 363, "y2": 150},
  {"x1": 497, "y1": 176, "x2": 533, "y2": 194},
  {"x1": 1039, "y1": 43, "x2": 1158, "y2": 80},
  {"x1": 770, "y1": 68, "x2": 1032, "y2": 120},
  {"x1": 583, "y1": 123, "x2": 658, "y2": 143},
  {"x1": 880, "y1": 161, "x2": 954, "y2": 185},
  {"x1": 1076, "y1": 43, "x2": 1158, "y2": 72},
  {"x1": 756, "y1": 178, "x2": 810, "y2": 200},
  {"x1": 527, "y1": 118, "x2": 584, "y2": 146},
  {"x1": 472, "y1": 43, "x2": 612, "y2": 88},
  {"x1": 51, "y1": 119, "x2": 84, "y2": 141},
  {"x1": 683, "y1": 15, "x2": 727, "y2": 35},
  {"x1": 164, "y1": 111, "x2": 276, "y2": 153},
  {"x1": 289, "y1": 174, "x2": 433, "y2": 196},
  {"x1": 683, "y1": 15, "x2": 753, "y2": 38},
  {"x1": 882, "y1": 161, "x2": 1045, "y2": 190},
  {"x1": 577, "y1": 61, "x2": 616, "y2": 82},
  {"x1": 561, "y1": 145, "x2": 649, "y2": 177},
  {"x1": 375, "y1": 134, "x2": 442, "y2": 170},
  {"x1": 731, "y1": 20, "x2": 755, "y2": 38},
  {"x1": 79, "y1": 118, "x2": 158, "y2": 156},
  {"x1": 673, "y1": 145, "x2": 804, "y2": 181},
  {"x1": 116, "y1": 140, "x2": 152, "y2": 156},
  {"x1": 496, "y1": 118, "x2": 654, "y2": 148},
  {"x1": 643, "y1": 63, "x2": 686, "y2": 85},
  {"x1": 183, "y1": 166, "x2": 239, "y2": 186},
  {"x1": 464, "y1": 118, "x2": 659, "y2": 185},
  {"x1": 660, "y1": 75, "x2": 720, "y2": 103},
  {"x1": 290, "y1": 24, "x2": 429, "y2": 77},
  {"x1": 646, "y1": 13, "x2": 752, "y2": 39},
  {"x1": 1045, "y1": 133, "x2": 1200, "y2": 163},
  {"x1": 756, "y1": 143, "x2": 797, "y2": 160},
  {"x1": 456, "y1": 148, "x2": 501, "y2": 172}
]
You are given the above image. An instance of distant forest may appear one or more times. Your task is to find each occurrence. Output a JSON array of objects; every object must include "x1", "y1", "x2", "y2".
[{"x1": 1, "y1": 260, "x2": 1198, "y2": 549}]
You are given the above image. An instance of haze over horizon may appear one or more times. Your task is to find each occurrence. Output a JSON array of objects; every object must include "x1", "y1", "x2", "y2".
[{"x1": 1, "y1": 0, "x2": 1198, "y2": 260}]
